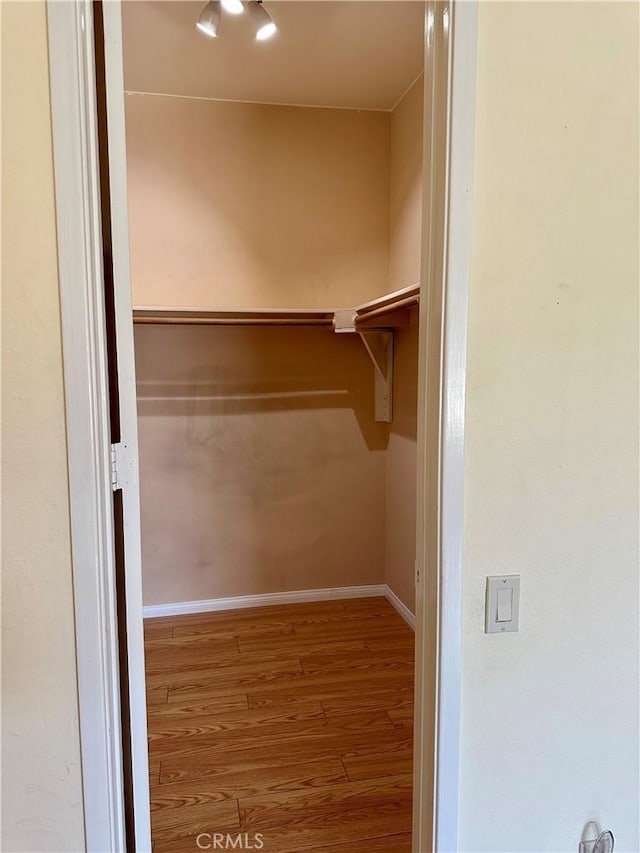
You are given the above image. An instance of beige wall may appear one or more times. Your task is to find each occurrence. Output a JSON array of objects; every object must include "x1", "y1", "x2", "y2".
[
  {"x1": 385, "y1": 77, "x2": 423, "y2": 613},
  {"x1": 129, "y1": 84, "x2": 423, "y2": 609},
  {"x1": 1, "y1": 2, "x2": 85, "y2": 851},
  {"x1": 135, "y1": 325, "x2": 387, "y2": 605},
  {"x1": 384, "y1": 318, "x2": 419, "y2": 613},
  {"x1": 460, "y1": 3, "x2": 639, "y2": 850},
  {"x1": 125, "y1": 95, "x2": 390, "y2": 310},
  {"x1": 389, "y1": 76, "x2": 424, "y2": 292}
]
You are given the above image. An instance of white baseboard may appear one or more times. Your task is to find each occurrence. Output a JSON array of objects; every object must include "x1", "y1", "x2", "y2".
[
  {"x1": 143, "y1": 584, "x2": 388, "y2": 619},
  {"x1": 384, "y1": 585, "x2": 416, "y2": 630},
  {"x1": 143, "y1": 583, "x2": 416, "y2": 629}
]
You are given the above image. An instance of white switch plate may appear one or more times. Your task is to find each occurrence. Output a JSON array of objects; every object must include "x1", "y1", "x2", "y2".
[{"x1": 485, "y1": 575, "x2": 520, "y2": 633}]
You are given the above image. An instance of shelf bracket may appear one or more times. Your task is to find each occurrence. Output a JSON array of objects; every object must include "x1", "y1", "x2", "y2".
[{"x1": 358, "y1": 330, "x2": 393, "y2": 423}]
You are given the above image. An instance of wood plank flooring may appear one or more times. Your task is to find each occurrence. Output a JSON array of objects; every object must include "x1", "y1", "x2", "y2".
[{"x1": 145, "y1": 596, "x2": 414, "y2": 853}]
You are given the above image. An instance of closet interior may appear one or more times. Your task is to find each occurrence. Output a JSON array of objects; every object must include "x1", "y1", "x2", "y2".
[{"x1": 123, "y1": 1, "x2": 426, "y2": 848}]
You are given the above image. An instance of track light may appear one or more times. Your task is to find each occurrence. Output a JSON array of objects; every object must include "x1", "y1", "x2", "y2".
[
  {"x1": 247, "y1": 1, "x2": 277, "y2": 41},
  {"x1": 196, "y1": 0, "x2": 277, "y2": 41},
  {"x1": 196, "y1": 1, "x2": 221, "y2": 37},
  {"x1": 221, "y1": 0, "x2": 244, "y2": 14}
]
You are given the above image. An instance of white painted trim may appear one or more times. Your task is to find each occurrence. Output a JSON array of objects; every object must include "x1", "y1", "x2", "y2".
[
  {"x1": 47, "y1": 3, "x2": 126, "y2": 850},
  {"x1": 435, "y1": 3, "x2": 478, "y2": 850},
  {"x1": 412, "y1": 4, "x2": 452, "y2": 850},
  {"x1": 385, "y1": 587, "x2": 417, "y2": 630},
  {"x1": 142, "y1": 585, "x2": 415, "y2": 624},
  {"x1": 101, "y1": 4, "x2": 152, "y2": 849},
  {"x1": 412, "y1": 3, "x2": 477, "y2": 851},
  {"x1": 124, "y1": 89, "x2": 391, "y2": 113},
  {"x1": 48, "y1": 2, "x2": 152, "y2": 849},
  {"x1": 143, "y1": 585, "x2": 388, "y2": 619}
]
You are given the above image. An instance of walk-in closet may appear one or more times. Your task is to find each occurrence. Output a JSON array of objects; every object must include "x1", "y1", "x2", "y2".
[{"x1": 122, "y1": 2, "x2": 426, "y2": 848}]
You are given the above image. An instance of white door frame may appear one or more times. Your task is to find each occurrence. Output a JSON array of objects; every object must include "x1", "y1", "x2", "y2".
[
  {"x1": 48, "y1": 1, "x2": 151, "y2": 850},
  {"x1": 412, "y1": 4, "x2": 477, "y2": 850},
  {"x1": 47, "y1": 1, "x2": 477, "y2": 850},
  {"x1": 427, "y1": 4, "x2": 477, "y2": 849}
]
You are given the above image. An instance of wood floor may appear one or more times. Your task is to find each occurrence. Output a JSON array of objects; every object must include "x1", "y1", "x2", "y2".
[{"x1": 145, "y1": 596, "x2": 415, "y2": 853}]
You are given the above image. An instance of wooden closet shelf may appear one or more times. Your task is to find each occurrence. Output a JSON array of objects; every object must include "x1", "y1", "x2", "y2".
[
  {"x1": 132, "y1": 285, "x2": 420, "y2": 330},
  {"x1": 132, "y1": 286, "x2": 420, "y2": 424},
  {"x1": 354, "y1": 284, "x2": 420, "y2": 328},
  {"x1": 133, "y1": 307, "x2": 336, "y2": 326}
]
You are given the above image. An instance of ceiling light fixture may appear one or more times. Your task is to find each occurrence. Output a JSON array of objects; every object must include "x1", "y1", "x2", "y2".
[
  {"x1": 220, "y1": 0, "x2": 244, "y2": 15},
  {"x1": 196, "y1": 0, "x2": 221, "y2": 37},
  {"x1": 247, "y1": 1, "x2": 277, "y2": 41}
]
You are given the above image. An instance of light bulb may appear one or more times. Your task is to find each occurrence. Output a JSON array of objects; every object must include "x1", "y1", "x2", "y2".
[
  {"x1": 196, "y1": 0, "x2": 221, "y2": 37},
  {"x1": 247, "y1": 1, "x2": 277, "y2": 41},
  {"x1": 256, "y1": 20, "x2": 276, "y2": 40},
  {"x1": 221, "y1": 0, "x2": 244, "y2": 15}
]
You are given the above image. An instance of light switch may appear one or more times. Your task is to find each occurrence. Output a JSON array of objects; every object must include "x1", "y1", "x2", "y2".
[
  {"x1": 485, "y1": 575, "x2": 520, "y2": 633},
  {"x1": 496, "y1": 587, "x2": 512, "y2": 622}
]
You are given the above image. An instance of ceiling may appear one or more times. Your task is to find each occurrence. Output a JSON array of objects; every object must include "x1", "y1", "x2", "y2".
[{"x1": 122, "y1": 1, "x2": 425, "y2": 111}]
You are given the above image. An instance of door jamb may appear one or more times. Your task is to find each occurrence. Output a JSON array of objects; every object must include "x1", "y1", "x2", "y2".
[
  {"x1": 47, "y1": 2, "x2": 151, "y2": 850},
  {"x1": 47, "y1": 2, "x2": 126, "y2": 849},
  {"x1": 47, "y1": 1, "x2": 478, "y2": 849},
  {"x1": 418, "y1": 3, "x2": 478, "y2": 849}
]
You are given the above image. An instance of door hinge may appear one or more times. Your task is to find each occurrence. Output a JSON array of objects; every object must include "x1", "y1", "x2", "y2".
[{"x1": 110, "y1": 442, "x2": 136, "y2": 491}]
